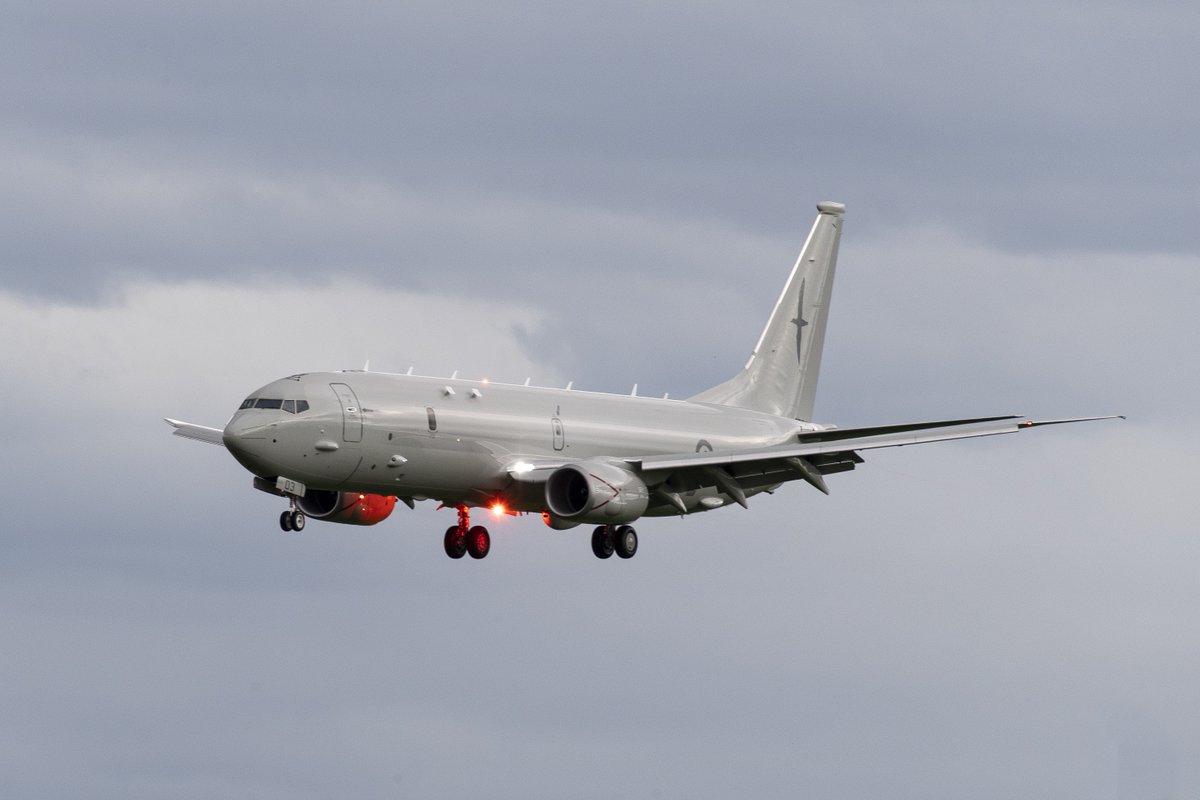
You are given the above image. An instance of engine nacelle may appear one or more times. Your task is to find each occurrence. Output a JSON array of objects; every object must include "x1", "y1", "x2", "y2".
[
  {"x1": 541, "y1": 511, "x2": 581, "y2": 531},
  {"x1": 544, "y1": 461, "x2": 649, "y2": 524},
  {"x1": 298, "y1": 490, "x2": 396, "y2": 526}
]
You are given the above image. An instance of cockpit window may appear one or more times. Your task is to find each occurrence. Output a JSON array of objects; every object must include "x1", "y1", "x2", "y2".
[{"x1": 241, "y1": 397, "x2": 309, "y2": 412}]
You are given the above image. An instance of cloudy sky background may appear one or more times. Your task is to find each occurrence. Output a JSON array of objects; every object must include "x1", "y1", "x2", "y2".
[{"x1": 2, "y1": 2, "x2": 1197, "y2": 798}]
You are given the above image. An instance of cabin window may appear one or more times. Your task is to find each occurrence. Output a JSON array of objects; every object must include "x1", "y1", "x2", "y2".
[
  {"x1": 240, "y1": 398, "x2": 256, "y2": 410},
  {"x1": 426, "y1": 407, "x2": 437, "y2": 431},
  {"x1": 255, "y1": 398, "x2": 284, "y2": 410},
  {"x1": 296, "y1": 400, "x2": 310, "y2": 413},
  {"x1": 282, "y1": 399, "x2": 296, "y2": 413}
]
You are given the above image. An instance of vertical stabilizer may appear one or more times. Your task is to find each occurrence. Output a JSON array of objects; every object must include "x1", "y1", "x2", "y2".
[{"x1": 689, "y1": 201, "x2": 844, "y2": 421}]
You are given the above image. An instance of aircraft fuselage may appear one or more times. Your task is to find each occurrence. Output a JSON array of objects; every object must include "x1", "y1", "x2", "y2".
[{"x1": 223, "y1": 371, "x2": 807, "y2": 514}]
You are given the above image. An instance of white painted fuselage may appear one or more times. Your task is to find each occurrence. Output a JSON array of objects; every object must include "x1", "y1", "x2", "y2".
[{"x1": 224, "y1": 371, "x2": 806, "y2": 515}]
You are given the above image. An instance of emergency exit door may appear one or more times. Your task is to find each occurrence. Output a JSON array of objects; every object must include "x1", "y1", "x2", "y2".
[{"x1": 330, "y1": 383, "x2": 363, "y2": 443}]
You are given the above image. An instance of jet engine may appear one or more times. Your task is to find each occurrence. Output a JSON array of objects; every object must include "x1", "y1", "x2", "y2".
[
  {"x1": 545, "y1": 461, "x2": 649, "y2": 524},
  {"x1": 297, "y1": 490, "x2": 396, "y2": 526}
]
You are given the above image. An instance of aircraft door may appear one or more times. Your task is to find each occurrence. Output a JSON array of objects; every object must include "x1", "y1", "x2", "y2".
[
  {"x1": 551, "y1": 417, "x2": 565, "y2": 451},
  {"x1": 330, "y1": 383, "x2": 363, "y2": 443}
]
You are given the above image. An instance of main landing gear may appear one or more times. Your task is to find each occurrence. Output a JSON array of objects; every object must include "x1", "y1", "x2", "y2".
[
  {"x1": 591, "y1": 525, "x2": 638, "y2": 560},
  {"x1": 443, "y1": 505, "x2": 491, "y2": 560}
]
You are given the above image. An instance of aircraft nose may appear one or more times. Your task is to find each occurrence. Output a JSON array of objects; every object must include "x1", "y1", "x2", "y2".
[{"x1": 222, "y1": 414, "x2": 271, "y2": 466}]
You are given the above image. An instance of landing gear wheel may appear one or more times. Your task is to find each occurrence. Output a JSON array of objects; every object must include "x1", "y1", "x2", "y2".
[
  {"x1": 290, "y1": 510, "x2": 306, "y2": 532},
  {"x1": 591, "y1": 525, "x2": 615, "y2": 559},
  {"x1": 466, "y1": 526, "x2": 491, "y2": 559},
  {"x1": 279, "y1": 511, "x2": 293, "y2": 532},
  {"x1": 614, "y1": 525, "x2": 638, "y2": 559},
  {"x1": 444, "y1": 526, "x2": 467, "y2": 559}
]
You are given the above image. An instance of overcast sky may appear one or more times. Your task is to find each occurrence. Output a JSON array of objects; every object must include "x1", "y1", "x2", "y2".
[{"x1": 2, "y1": 2, "x2": 1197, "y2": 798}]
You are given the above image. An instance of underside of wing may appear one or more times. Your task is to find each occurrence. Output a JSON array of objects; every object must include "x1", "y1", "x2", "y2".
[
  {"x1": 627, "y1": 415, "x2": 1122, "y2": 505},
  {"x1": 164, "y1": 418, "x2": 226, "y2": 447}
]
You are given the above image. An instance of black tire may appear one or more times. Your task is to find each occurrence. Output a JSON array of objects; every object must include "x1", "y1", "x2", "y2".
[
  {"x1": 444, "y1": 526, "x2": 467, "y2": 559},
  {"x1": 279, "y1": 510, "x2": 293, "y2": 532},
  {"x1": 466, "y1": 526, "x2": 491, "y2": 559},
  {"x1": 290, "y1": 510, "x2": 306, "y2": 532},
  {"x1": 614, "y1": 525, "x2": 638, "y2": 559},
  {"x1": 591, "y1": 526, "x2": 614, "y2": 559}
]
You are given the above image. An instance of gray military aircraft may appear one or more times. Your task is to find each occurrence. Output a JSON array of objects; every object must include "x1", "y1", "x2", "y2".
[{"x1": 166, "y1": 201, "x2": 1117, "y2": 560}]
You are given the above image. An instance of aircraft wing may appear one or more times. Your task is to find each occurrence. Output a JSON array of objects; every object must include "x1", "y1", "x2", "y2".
[
  {"x1": 504, "y1": 458, "x2": 573, "y2": 483},
  {"x1": 628, "y1": 415, "x2": 1122, "y2": 497},
  {"x1": 164, "y1": 418, "x2": 226, "y2": 447}
]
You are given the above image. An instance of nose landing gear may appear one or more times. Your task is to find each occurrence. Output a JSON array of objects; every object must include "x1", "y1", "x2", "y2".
[
  {"x1": 272, "y1": 478, "x2": 307, "y2": 533},
  {"x1": 278, "y1": 504, "x2": 305, "y2": 532},
  {"x1": 443, "y1": 505, "x2": 490, "y2": 559}
]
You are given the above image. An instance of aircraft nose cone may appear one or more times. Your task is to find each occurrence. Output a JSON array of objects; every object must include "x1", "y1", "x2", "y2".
[
  {"x1": 223, "y1": 416, "x2": 264, "y2": 450},
  {"x1": 223, "y1": 415, "x2": 272, "y2": 473}
]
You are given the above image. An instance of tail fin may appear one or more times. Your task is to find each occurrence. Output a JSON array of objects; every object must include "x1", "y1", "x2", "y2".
[{"x1": 689, "y1": 201, "x2": 845, "y2": 421}]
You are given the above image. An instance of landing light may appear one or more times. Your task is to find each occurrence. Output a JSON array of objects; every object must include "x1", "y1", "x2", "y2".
[
  {"x1": 491, "y1": 502, "x2": 507, "y2": 516},
  {"x1": 512, "y1": 461, "x2": 535, "y2": 474}
]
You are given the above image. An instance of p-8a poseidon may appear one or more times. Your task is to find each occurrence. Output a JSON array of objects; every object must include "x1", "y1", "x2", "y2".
[{"x1": 166, "y1": 202, "x2": 1117, "y2": 560}]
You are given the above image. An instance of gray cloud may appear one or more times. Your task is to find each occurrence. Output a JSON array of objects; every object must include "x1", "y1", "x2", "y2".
[{"x1": 3, "y1": 2, "x2": 1199, "y2": 297}]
